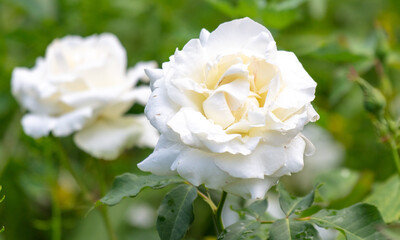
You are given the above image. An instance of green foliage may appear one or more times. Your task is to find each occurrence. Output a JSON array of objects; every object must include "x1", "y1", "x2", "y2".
[
  {"x1": 97, "y1": 173, "x2": 184, "y2": 206},
  {"x1": 277, "y1": 184, "x2": 317, "y2": 216},
  {"x1": 364, "y1": 175, "x2": 400, "y2": 223},
  {"x1": 156, "y1": 184, "x2": 197, "y2": 240},
  {"x1": 1, "y1": 0, "x2": 400, "y2": 239},
  {"x1": 269, "y1": 219, "x2": 320, "y2": 240},
  {"x1": 313, "y1": 168, "x2": 359, "y2": 204},
  {"x1": 232, "y1": 199, "x2": 269, "y2": 220},
  {"x1": 310, "y1": 203, "x2": 386, "y2": 240},
  {"x1": 217, "y1": 220, "x2": 267, "y2": 240}
]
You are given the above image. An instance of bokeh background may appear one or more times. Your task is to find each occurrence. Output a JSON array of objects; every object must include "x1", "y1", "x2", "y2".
[{"x1": 0, "y1": 0, "x2": 399, "y2": 239}]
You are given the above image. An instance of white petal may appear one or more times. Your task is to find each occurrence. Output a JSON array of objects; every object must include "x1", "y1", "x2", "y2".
[
  {"x1": 138, "y1": 135, "x2": 183, "y2": 175},
  {"x1": 274, "y1": 51, "x2": 316, "y2": 109},
  {"x1": 133, "y1": 115, "x2": 159, "y2": 148},
  {"x1": 173, "y1": 39, "x2": 206, "y2": 83},
  {"x1": 145, "y1": 68, "x2": 164, "y2": 90},
  {"x1": 203, "y1": 91, "x2": 235, "y2": 129},
  {"x1": 167, "y1": 108, "x2": 260, "y2": 155},
  {"x1": 214, "y1": 142, "x2": 288, "y2": 179},
  {"x1": 205, "y1": 18, "x2": 277, "y2": 58},
  {"x1": 74, "y1": 116, "x2": 148, "y2": 160},
  {"x1": 172, "y1": 148, "x2": 233, "y2": 189},
  {"x1": 224, "y1": 177, "x2": 278, "y2": 199},
  {"x1": 127, "y1": 61, "x2": 158, "y2": 85},
  {"x1": 199, "y1": 28, "x2": 210, "y2": 46},
  {"x1": 128, "y1": 86, "x2": 152, "y2": 106},
  {"x1": 52, "y1": 107, "x2": 95, "y2": 136},
  {"x1": 269, "y1": 134, "x2": 307, "y2": 177},
  {"x1": 21, "y1": 114, "x2": 55, "y2": 138},
  {"x1": 144, "y1": 81, "x2": 180, "y2": 138}
]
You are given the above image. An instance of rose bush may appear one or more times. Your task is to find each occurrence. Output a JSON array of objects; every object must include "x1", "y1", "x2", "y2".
[
  {"x1": 138, "y1": 18, "x2": 319, "y2": 199},
  {"x1": 12, "y1": 33, "x2": 158, "y2": 160}
]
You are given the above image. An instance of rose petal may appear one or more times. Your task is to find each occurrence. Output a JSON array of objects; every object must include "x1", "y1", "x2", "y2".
[
  {"x1": 204, "y1": 18, "x2": 277, "y2": 58},
  {"x1": 172, "y1": 147, "x2": 233, "y2": 189},
  {"x1": 224, "y1": 177, "x2": 278, "y2": 199},
  {"x1": 138, "y1": 135, "x2": 183, "y2": 175},
  {"x1": 74, "y1": 115, "x2": 150, "y2": 160},
  {"x1": 21, "y1": 114, "x2": 55, "y2": 138},
  {"x1": 52, "y1": 107, "x2": 95, "y2": 136}
]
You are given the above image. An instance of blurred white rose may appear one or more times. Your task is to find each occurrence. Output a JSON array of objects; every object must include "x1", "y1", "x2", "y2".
[
  {"x1": 138, "y1": 18, "x2": 319, "y2": 199},
  {"x1": 12, "y1": 33, "x2": 158, "y2": 160}
]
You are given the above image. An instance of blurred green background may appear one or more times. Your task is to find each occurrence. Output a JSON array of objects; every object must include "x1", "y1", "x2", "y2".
[{"x1": 0, "y1": 0, "x2": 399, "y2": 239}]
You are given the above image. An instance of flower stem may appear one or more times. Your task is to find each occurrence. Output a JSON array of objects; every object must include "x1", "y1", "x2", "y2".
[
  {"x1": 197, "y1": 189, "x2": 217, "y2": 213},
  {"x1": 55, "y1": 139, "x2": 91, "y2": 201},
  {"x1": 95, "y1": 160, "x2": 117, "y2": 240},
  {"x1": 215, "y1": 191, "x2": 227, "y2": 234},
  {"x1": 389, "y1": 139, "x2": 400, "y2": 176},
  {"x1": 51, "y1": 186, "x2": 61, "y2": 240}
]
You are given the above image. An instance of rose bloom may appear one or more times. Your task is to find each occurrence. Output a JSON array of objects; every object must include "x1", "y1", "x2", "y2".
[
  {"x1": 138, "y1": 18, "x2": 319, "y2": 199},
  {"x1": 12, "y1": 33, "x2": 158, "y2": 160}
]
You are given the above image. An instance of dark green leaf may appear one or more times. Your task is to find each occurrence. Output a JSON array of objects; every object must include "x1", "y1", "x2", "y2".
[
  {"x1": 364, "y1": 175, "x2": 400, "y2": 223},
  {"x1": 232, "y1": 199, "x2": 268, "y2": 220},
  {"x1": 278, "y1": 184, "x2": 316, "y2": 216},
  {"x1": 97, "y1": 173, "x2": 184, "y2": 206},
  {"x1": 157, "y1": 184, "x2": 197, "y2": 240},
  {"x1": 217, "y1": 220, "x2": 267, "y2": 240},
  {"x1": 269, "y1": 219, "x2": 321, "y2": 240},
  {"x1": 310, "y1": 203, "x2": 386, "y2": 240}
]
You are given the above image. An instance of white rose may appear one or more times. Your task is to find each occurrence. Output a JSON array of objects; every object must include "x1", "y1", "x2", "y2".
[
  {"x1": 12, "y1": 33, "x2": 159, "y2": 160},
  {"x1": 138, "y1": 18, "x2": 319, "y2": 199}
]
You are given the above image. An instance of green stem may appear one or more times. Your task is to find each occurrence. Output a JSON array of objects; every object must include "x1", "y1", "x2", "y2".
[
  {"x1": 389, "y1": 139, "x2": 400, "y2": 176},
  {"x1": 95, "y1": 160, "x2": 117, "y2": 240},
  {"x1": 51, "y1": 187, "x2": 61, "y2": 240},
  {"x1": 197, "y1": 190, "x2": 217, "y2": 213},
  {"x1": 215, "y1": 191, "x2": 227, "y2": 234},
  {"x1": 55, "y1": 139, "x2": 91, "y2": 201}
]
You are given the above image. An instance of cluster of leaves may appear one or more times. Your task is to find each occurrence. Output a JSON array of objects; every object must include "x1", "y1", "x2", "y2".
[{"x1": 97, "y1": 171, "x2": 400, "y2": 239}]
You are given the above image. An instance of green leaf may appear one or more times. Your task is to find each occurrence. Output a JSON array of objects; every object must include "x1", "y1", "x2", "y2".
[
  {"x1": 313, "y1": 168, "x2": 359, "y2": 203},
  {"x1": 278, "y1": 184, "x2": 316, "y2": 216},
  {"x1": 232, "y1": 199, "x2": 268, "y2": 220},
  {"x1": 310, "y1": 44, "x2": 371, "y2": 63},
  {"x1": 97, "y1": 173, "x2": 184, "y2": 206},
  {"x1": 269, "y1": 219, "x2": 321, "y2": 240},
  {"x1": 364, "y1": 175, "x2": 400, "y2": 223},
  {"x1": 217, "y1": 220, "x2": 268, "y2": 240},
  {"x1": 310, "y1": 203, "x2": 386, "y2": 240},
  {"x1": 157, "y1": 184, "x2": 197, "y2": 240}
]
